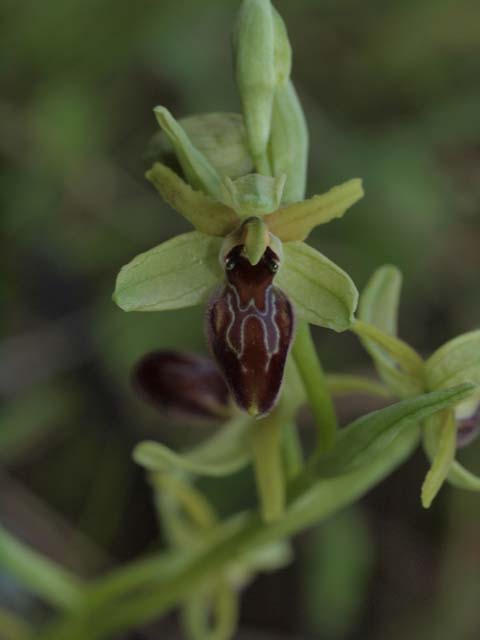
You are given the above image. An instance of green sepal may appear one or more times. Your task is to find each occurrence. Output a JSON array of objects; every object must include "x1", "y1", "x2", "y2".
[
  {"x1": 423, "y1": 412, "x2": 480, "y2": 493},
  {"x1": 265, "y1": 178, "x2": 363, "y2": 241},
  {"x1": 234, "y1": 0, "x2": 276, "y2": 166},
  {"x1": 425, "y1": 329, "x2": 480, "y2": 390},
  {"x1": 359, "y1": 265, "x2": 401, "y2": 335},
  {"x1": 146, "y1": 163, "x2": 239, "y2": 237},
  {"x1": 420, "y1": 410, "x2": 456, "y2": 508},
  {"x1": 133, "y1": 414, "x2": 253, "y2": 477},
  {"x1": 353, "y1": 320, "x2": 424, "y2": 381},
  {"x1": 312, "y1": 384, "x2": 474, "y2": 478},
  {"x1": 267, "y1": 81, "x2": 308, "y2": 203},
  {"x1": 113, "y1": 231, "x2": 223, "y2": 312},
  {"x1": 154, "y1": 107, "x2": 226, "y2": 201},
  {"x1": 276, "y1": 242, "x2": 358, "y2": 332},
  {"x1": 222, "y1": 173, "x2": 286, "y2": 217},
  {"x1": 357, "y1": 266, "x2": 423, "y2": 397},
  {"x1": 146, "y1": 112, "x2": 254, "y2": 180}
]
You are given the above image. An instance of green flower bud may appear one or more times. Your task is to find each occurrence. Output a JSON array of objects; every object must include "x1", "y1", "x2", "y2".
[
  {"x1": 234, "y1": 0, "x2": 276, "y2": 170},
  {"x1": 146, "y1": 113, "x2": 254, "y2": 180},
  {"x1": 268, "y1": 80, "x2": 309, "y2": 203},
  {"x1": 272, "y1": 6, "x2": 292, "y2": 86}
]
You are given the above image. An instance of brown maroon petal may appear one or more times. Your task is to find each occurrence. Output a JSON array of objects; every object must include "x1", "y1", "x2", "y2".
[
  {"x1": 133, "y1": 350, "x2": 231, "y2": 422},
  {"x1": 206, "y1": 246, "x2": 295, "y2": 416}
]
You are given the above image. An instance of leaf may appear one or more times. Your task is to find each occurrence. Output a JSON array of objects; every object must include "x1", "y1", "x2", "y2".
[
  {"x1": 276, "y1": 242, "x2": 358, "y2": 331},
  {"x1": 425, "y1": 329, "x2": 480, "y2": 390},
  {"x1": 267, "y1": 81, "x2": 308, "y2": 203},
  {"x1": 113, "y1": 231, "x2": 223, "y2": 312},
  {"x1": 146, "y1": 163, "x2": 238, "y2": 237},
  {"x1": 154, "y1": 107, "x2": 226, "y2": 201},
  {"x1": 312, "y1": 384, "x2": 474, "y2": 478},
  {"x1": 266, "y1": 178, "x2": 363, "y2": 241},
  {"x1": 133, "y1": 415, "x2": 253, "y2": 477},
  {"x1": 357, "y1": 266, "x2": 423, "y2": 397},
  {"x1": 421, "y1": 410, "x2": 456, "y2": 508},
  {"x1": 0, "y1": 526, "x2": 84, "y2": 612}
]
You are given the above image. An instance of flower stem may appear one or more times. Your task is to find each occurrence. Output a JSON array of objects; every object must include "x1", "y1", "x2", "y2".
[
  {"x1": 292, "y1": 320, "x2": 337, "y2": 454},
  {"x1": 250, "y1": 409, "x2": 285, "y2": 523},
  {"x1": 282, "y1": 421, "x2": 303, "y2": 480}
]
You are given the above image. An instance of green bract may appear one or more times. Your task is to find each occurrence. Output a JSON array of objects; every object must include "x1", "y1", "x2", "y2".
[{"x1": 356, "y1": 265, "x2": 480, "y2": 507}]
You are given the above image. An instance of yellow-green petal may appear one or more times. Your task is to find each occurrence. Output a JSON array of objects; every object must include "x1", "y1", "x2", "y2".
[
  {"x1": 265, "y1": 178, "x2": 363, "y2": 241},
  {"x1": 146, "y1": 163, "x2": 238, "y2": 237}
]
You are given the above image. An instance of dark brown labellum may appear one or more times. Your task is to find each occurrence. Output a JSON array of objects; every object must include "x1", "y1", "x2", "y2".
[
  {"x1": 133, "y1": 350, "x2": 231, "y2": 422},
  {"x1": 206, "y1": 245, "x2": 295, "y2": 416}
]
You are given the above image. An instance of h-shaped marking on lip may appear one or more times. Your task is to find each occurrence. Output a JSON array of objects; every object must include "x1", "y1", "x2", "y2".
[{"x1": 224, "y1": 282, "x2": 281, "y2": 370}]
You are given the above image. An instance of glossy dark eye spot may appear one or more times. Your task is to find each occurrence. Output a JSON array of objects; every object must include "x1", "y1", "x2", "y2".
[{"x1": 266, "y1": 256, "x2": 279, "y2": 273}]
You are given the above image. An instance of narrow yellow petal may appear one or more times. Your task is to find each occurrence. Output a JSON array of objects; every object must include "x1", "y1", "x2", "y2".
[
  {"x1": 265, "y1": 178, "x2": 364, "y2": 241},
  {"x1": 146, "y1": 163, "x2": 238, "y2": 237}
]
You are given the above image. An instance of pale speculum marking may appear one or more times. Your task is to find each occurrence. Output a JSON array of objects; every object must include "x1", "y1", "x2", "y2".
[{"x1": 224, "y1": 282, "x2": 280, "y2": 370}]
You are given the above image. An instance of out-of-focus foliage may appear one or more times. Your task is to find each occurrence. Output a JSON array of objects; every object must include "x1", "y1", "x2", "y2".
[{"x1": 1, "y1": 0, "x2": 480, "y2": 637}]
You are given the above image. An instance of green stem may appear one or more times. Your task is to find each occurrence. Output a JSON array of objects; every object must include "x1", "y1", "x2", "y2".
[
  {"x1": 292, "y1": 320, "x2": 337, "y2": 454},
  {"x1": 281, "y1": 421, "x2": 303, "y2": 480},
  {"x1": 0, "y1": 526, "x2": 84, "y2": 612},
  {"x1": 250, "y1": 410, "x2": 285, "y2": 523}
]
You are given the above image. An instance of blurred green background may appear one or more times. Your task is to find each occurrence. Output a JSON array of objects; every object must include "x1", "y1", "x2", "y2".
[{"x1": 1, "y1": 0, "x2": 480, "y2": 637}]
